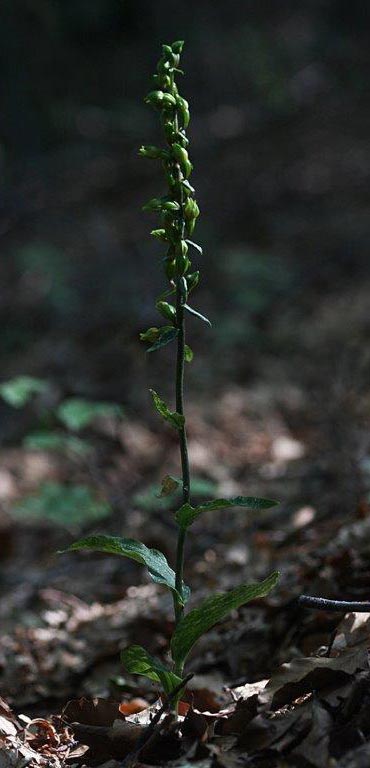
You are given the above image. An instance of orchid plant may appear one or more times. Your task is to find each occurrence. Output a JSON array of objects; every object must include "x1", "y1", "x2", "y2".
[{"x1": 63, "y1": 41, "x2": 279, "y2": 711}]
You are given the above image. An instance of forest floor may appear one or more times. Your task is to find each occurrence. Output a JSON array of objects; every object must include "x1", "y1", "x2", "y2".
[{"x1": 1, "y1": 368, "x2": 370, "y2": 767}]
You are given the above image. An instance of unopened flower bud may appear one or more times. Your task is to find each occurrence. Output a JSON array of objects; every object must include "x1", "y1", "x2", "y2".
[
  {"x1": 156, "y1": 301, "x2": 177, "y2": 322},
  {"x1": 145, "y1": 90, "x2": 164, "y2": 108},
  {"x1": 161, "y1": 93, "x2": 177, "y2": 109},
  {"x1": 176, "y1": 96, "x2": 190, "y2": 128},
  {"x1": 165, "y1": 259, "x2": 177, "y2": 280},
  {"x1": 172, "y1": 143, "x2": 192, "y2": 178},
  {"x1": 184, "y1": 198, "x2": 200, "y2": 220},
  {"x1": 171, "y1": 40, "x2": 184, "y2": 54},
  {"x1": 150, "y1": 229, "x2": 168, "y2": 242},
  {"x1": 175, "y1": 240, "x2": 188, "y2": 259},
  {"x1": 186, "y1": 271, "x2": 200, "y2": 291},
  {"x1": 139, "y1": 145, "x2": 167, "y2": 160},
  {"x1": 162, "y1": 200, "x2": 180, "y2": 212}
]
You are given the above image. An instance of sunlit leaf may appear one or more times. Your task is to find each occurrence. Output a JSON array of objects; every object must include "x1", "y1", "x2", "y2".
[
  {"x1": 62, "y1": 534, "x2": 189, "y2": 605},
  {"x1": 171, "y1": 572, "x2": 279, "y2": 664},
  {"x1": 147, "y1": 327, "x2": 178, "y2": 353},
  {"x1": 150, "y1": 389, "x2": 184, "y2": 430},
  {"x1": 186, "y1": 239, "x2": 203, "y2": 256},
  {"x1": 184, "y1": 304, "x2": 211, "y2": 327},
  {"x1": 175, "y1": 496, "x2": 279, "y2": 529},
  {"x1": 11, "y1": 482, "x2": 110, "y2": 527},
  {"x1": 57, "y1": 398, "x2": 123, "y2": 431},
  {"x1": 0, "y1": 376, "x2": 48, "y2": 409},
  {"x1": 121, "y1": 645, "x2": 182, "y2": 694}
]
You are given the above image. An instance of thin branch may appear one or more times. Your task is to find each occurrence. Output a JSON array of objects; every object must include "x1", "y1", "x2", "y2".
[{"x1": 298, "y1": 595, "x2": 370, "y2": 612}]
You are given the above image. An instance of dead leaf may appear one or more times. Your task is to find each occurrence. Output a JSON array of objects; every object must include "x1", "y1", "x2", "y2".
[
  {"x1": 259, "y1": 647, "x2": 368, "y2": 709},
  {"x1": 290, "y1": 699, "x2": 332, "y2": 767}
]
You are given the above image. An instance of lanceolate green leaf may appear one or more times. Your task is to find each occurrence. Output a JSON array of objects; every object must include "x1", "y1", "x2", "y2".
[
  {"x1": 184, "y1": 304, "x2": 212, "y2": 327},
  {"x1": 147, "y1": 327, "x2": 178, "y2": 353},
  {"x1": 171, "y1": 572, "x2": 279, "y2": 665},
  {"x1": 150, "y1": 389, "x2": 185, "y2": 430},
  {"x1": 175, "y1": 496, "x2": 279, "y2": 529},
  {"x1": 186, "y1": 239, "x2": 203, "y2": 255},
  {"x1": 61, "y1": 534, "x2": 190, "y2": 605},
  {"x1": 121, "y1": 645, "x2": 182, "y2": 694}
]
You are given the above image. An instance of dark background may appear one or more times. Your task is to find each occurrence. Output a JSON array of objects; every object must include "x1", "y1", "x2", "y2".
[{"x1": 1, "y1": 0, "x2": 370, "y2": 412}]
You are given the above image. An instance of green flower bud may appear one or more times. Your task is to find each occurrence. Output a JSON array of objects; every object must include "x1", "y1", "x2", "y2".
[
  {"x1": 157, "y1": 59, "x2": 171, "y2": 75},
  {"x1": 165, "y1": 259, "x2": 177, "y2": 280},
  {"x1": 156, "y1": 301, "x2": 177, "y2": 322},
  {"x1": 161, "y1": 93, "x2": 177, "y2": 109},
  {"x1": 142, "y1": 197, "x2": 162, "y2": 212},
  {"x1": 162, "y1": 44, "x2": 173, "y2": 57},
  {"x1": 162, "y1": 200, "x2": 180, "y2": 212},
  {"x1": 171, "y1": 40, "x2": 184, "y2": 54},
  {"x1": 163, "y1": 121, "x2": 176, "y2": 143},
  {"x1": 150, "y1": 229, "x2": 168, "y2": 242},
  {"x1": 140, "y1": 327, "x2": 160, "y2": 343},
  {"x1": 186, "y1": 271, "x2": 200, "y2": 291},
  {"x1": 176, "y1": 254, "x2": 191, "y2": 276},
  {"x1": 172, "y1": 143, "x2": 192, "y2": 178},
  {"x1": 186, "y1": 218, "x2": 196, "y2": 235},
  {"x1": 139, "y1": 145, "x2": 167, "y2": 160},
  {"x1": 145, "y1": 90, "x2": 164, "y2": 108},
  {"x1": 175, "y1": 131, "x2": 189, "y2": 148},
  {"x1": 183, "y1": 198, "x2": 200, "y2": 220},
  {"x1": 175, "y1": 240, "x2": 189, "y2": 259},
  {"x1": 176, "y1": 96, "x2": 190, "y2": 128}
]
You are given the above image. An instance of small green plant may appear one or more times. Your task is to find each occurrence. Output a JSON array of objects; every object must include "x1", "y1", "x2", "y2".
[{"x1": 62, "y1": 42, "x2": 279, "y2": 709}]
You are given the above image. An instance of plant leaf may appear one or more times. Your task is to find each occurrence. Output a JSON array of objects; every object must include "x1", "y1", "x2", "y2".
[
  {"x1": 147, "y1": 327, "x2": 178, "y2": 353},
  {"x1": 186, "y1": 240, "x2": 203, "y2": 256},
  {"x1": 121, "y1": 645, "x2": 182, "y2": 694},
  {"x1": 11, "y1": 482, "x2": 110, "y2": 527},
  {"x1": 150, "y1": 389, "x2": 185, "y2": 430},
  {"x1": 140, "y1": 327, "x2": 160, "y2": 343},
  {"x1": 57, "y1": 398, "x2": 123, "y2": 431},
  {"x1": 61, "y1": 534, "x2": 189, "y2": 605},
  {"x1": 184, "y1": 345, "x2": 193, "y2": 363},
  {"x1": 175, "y1": 496, "x2": 279, "y2": 529},
  {"x1": 157, "y1": 475, "x2": 180, "y2": 498},
  {"x1": 171, "y1": 571, "x2": 279, "y2": 664},
  {"x1": 184, "y1": 304, "x2": 212, "y2": 327},
  {"x1": 0, "y1": 376, "x2": 48, "y2": 408}
]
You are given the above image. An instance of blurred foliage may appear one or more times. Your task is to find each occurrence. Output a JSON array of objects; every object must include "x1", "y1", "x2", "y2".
[
  {"x1": 0, "y1": 377, "x2": 48, "y2": 408},
  {"x1": 23, "y1": 430, "x2": 92, "y2": 456},
  {"x1": 10, "y1": 482, "x2": 111, "y2": 528},
  {"x1": 57, "y1": 398, "x2": 123, "y2": 431}
]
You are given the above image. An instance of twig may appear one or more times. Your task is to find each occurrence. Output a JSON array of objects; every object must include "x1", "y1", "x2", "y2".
[
  {"x1": 298, "y1": 595, "x2": 370, "y2": 612},
  {"x1": 121, "y1": 673, "x2": 193, "y2": 767}
]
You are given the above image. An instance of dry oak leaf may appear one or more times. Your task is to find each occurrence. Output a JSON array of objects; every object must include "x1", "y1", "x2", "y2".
[{"x1": 259, "y1": 646, "x2": 368, "y2": 710}]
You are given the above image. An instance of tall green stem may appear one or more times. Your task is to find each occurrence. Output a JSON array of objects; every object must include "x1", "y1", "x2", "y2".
[{"x1": 174, "y1": 292, "x2": 190, "y2": 622}]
